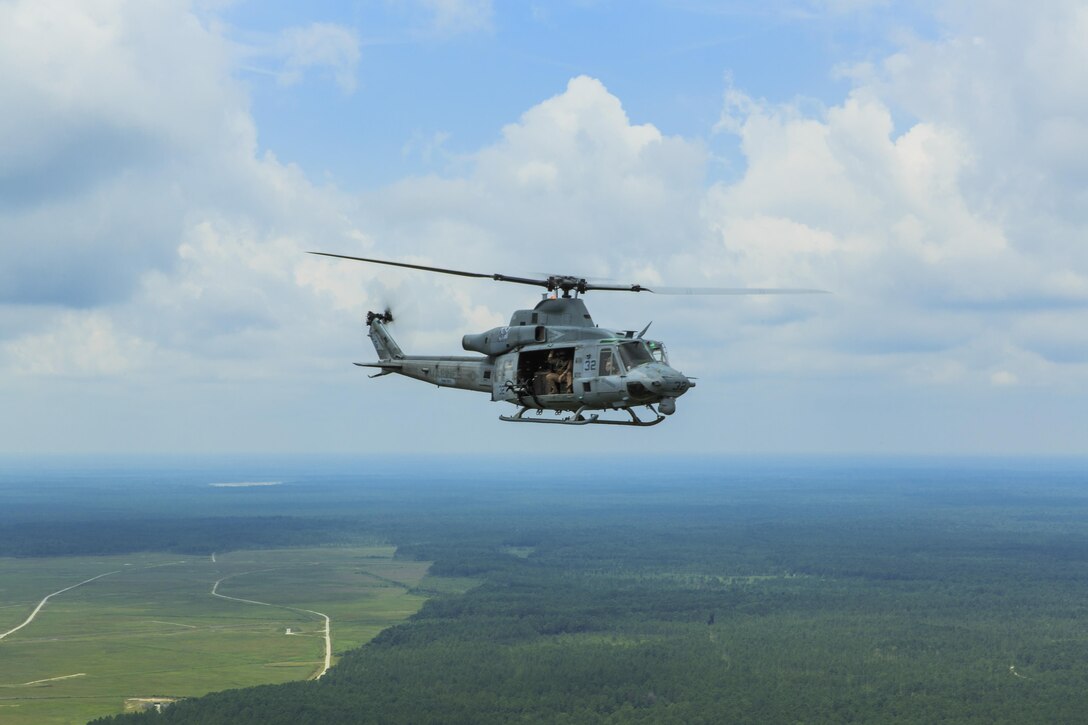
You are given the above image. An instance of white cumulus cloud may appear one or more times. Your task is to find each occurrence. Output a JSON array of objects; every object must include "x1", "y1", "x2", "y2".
[{"x1": 2, "y1": 0, "x2": 1085, "y2": 454}]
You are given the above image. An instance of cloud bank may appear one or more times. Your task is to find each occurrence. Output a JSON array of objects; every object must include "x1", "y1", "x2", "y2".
[{"x1": 1, "y1": 0, "x2": 1084, "y2": 452}]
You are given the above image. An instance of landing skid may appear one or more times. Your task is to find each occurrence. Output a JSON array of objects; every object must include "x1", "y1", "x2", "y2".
[{"x1": 499, "y1": 405, "x2": 665, "y2": 427}]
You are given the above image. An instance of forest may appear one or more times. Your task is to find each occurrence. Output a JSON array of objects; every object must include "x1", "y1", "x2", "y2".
[{"x1": 5, "y1": 456, "x2": 1088, "y2": 723}]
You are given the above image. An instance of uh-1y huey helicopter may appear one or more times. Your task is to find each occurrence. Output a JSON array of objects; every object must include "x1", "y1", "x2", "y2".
[{"x1": 311, "y1": 252, "x2": 825, "y2": 427}]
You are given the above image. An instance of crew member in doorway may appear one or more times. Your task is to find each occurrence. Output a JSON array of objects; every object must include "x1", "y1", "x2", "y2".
[{"x1": 544, "y1": 350, "x2": 572, "y2": 394}]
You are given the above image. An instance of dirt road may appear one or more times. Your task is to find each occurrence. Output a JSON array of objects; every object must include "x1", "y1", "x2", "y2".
[
  {"x1": 0, "y1": 570, "x2": 120, "y2": 642},
  {"x1": 211, "y1": 571, "x2": 332, "y2": 679}
]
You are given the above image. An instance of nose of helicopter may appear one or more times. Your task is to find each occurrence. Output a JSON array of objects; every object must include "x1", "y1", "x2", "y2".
[
  {"x1": 628, "y1": 364, "x2": 693, "y2": 399},
  {"x1": 624, "y1": 365, "x2": 693, "y2": 417},
  {"x1": 654, "y1": 366, "x2": 694, "y2": 396}
]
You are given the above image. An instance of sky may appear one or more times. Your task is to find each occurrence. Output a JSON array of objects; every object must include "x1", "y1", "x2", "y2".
[{"x1": 2, "y1": 0, "x2": 1086, "y2": 456}]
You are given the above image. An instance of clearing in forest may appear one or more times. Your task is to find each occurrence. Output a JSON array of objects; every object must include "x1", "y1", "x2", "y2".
[{"x1": 0, "y1": 546, "x2": 432, "y2": 725}]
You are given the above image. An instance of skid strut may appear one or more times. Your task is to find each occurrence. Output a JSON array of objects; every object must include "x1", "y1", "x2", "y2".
[{"x1": 499, "y1": 405, "x2": 665, "y2": 427}]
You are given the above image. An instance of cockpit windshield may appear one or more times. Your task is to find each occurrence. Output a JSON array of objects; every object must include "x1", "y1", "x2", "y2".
[
  {"x1": 645, "y1": 340, "x2": 668, "y2": 364},
  {"x1": 617, "y1": 341, "x2": 654, "y2": 369}
]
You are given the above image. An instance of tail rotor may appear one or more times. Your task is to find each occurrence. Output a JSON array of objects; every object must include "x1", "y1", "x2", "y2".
[{"x1": 366, "y1": 307, "x2": 395, "y2": 326}]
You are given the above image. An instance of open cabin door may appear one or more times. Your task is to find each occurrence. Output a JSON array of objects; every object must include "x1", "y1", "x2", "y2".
[{"x1": 517, "y1": 347, "x2": 576, "y2": 396}]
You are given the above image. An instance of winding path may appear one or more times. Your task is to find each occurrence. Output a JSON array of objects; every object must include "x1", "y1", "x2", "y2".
[
  {"x1": 0, "y1": 570, "x2": 120, "y2": 642},
  {"x1": 211, "y1": 572, "x2": 332, "y2": 679},
  {"x1": 19, "y1": 673, "x2": 87, "y2": 685}
]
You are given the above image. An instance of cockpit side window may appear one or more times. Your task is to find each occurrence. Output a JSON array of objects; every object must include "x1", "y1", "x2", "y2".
[
  {"x1": 599, "y1": 348, "x2": 617, "y2": 376},
  {"x1": 617, "y1": 341, "x2": 653, "y2": 369}
]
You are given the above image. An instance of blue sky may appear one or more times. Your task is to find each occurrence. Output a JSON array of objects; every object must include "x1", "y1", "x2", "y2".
[
  {"x1": 2, "y1": 1, "x2": 1086, "y2": 455},
  {"x1": 224, "y1": 2, "x2": 931, "y2": 187}
]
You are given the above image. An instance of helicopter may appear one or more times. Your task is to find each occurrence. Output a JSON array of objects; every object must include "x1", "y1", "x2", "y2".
[{"x1": 312, "y1": 252, "x2": 825, "y2": 426}]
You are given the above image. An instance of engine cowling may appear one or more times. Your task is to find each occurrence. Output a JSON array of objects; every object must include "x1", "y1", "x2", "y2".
[{"x1": 462, "y1": 325, "x2": 546, "y2": 355}]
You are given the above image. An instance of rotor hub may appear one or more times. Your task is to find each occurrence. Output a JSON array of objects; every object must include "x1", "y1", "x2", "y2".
[{"x1": 546, "y1": 276, "x2": 588, "y2": 297}]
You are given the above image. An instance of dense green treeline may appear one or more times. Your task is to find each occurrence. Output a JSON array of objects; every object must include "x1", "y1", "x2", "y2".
[
  {"x1": 0, "y1": 516, "x2": 367, "y2": 557},
  {"x1": 84, "y1": 459, "x2": 1088, "y2": 724}
]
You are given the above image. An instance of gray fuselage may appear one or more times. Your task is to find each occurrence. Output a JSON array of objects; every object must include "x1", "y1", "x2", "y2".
[{"x1": 362, "y1": 297, "x2": 693, "y2": 414}]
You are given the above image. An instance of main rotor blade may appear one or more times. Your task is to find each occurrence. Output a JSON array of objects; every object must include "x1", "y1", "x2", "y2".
[
  {"x1": 584, "y1": 283, "x2": 829, "y2": 295},
  {"x1": 308, "y1": 252, "x2": 549, "y2": 289},
  {"x1": 650, "y1": 286, "x2": 830, "y2": 295},
  {"x1": 311, "y1": 252, "x2": 830, "y2": 296}
]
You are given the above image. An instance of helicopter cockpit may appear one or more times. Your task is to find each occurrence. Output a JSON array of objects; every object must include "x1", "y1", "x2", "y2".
[{"x1": 616, "y1": 340, "x2": 654, "y2": 370}]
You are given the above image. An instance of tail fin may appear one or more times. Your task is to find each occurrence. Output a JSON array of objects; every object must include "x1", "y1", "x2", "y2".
[{"x1": 366, "y1": 310, "x2": 403, "y2": 361}]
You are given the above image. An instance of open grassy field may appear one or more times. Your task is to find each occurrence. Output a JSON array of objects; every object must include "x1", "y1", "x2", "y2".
[{"x1": 0, "y1": 546, "x2": 431, "y2": 725}]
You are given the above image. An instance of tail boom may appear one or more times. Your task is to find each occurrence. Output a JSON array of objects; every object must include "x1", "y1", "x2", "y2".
[{"x1": 364, "y1": 313, "x2": 492, "y2": 392}]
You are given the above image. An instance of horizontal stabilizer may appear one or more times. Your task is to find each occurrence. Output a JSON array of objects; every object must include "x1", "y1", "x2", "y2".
[
  {"x1": 355, "y1": 361, "x2": 402, "y2": 369},
  {"x1": 355, "y1": 361, "x2": 400, "y2": 378}
]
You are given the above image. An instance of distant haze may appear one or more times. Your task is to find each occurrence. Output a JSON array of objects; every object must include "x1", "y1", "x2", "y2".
[{"x1": 208, "y1": 482, "x2": 284, "y2": 488}]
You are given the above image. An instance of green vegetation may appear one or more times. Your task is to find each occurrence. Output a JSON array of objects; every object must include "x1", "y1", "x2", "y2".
[
  {"x1": 4, "y1": 457, "x2": 1088, "y2": 723},
  {"x1": 0, "y1": 517, "x2": 370, "y2": 558},
  {"x1": 0, "y1": 547, "x2": 431, "y2": 725}
]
